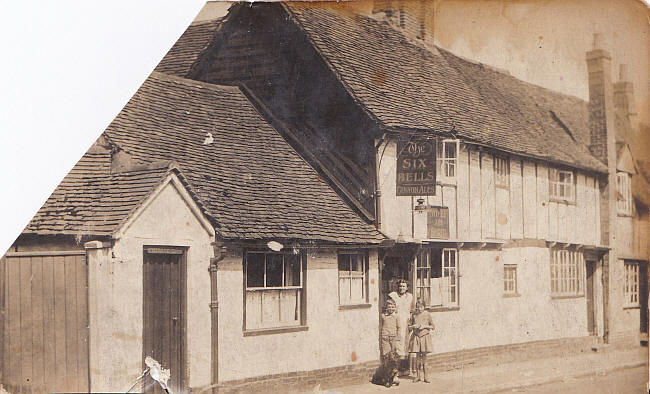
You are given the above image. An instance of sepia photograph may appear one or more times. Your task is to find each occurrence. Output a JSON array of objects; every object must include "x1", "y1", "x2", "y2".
[{"x1": 1, "y1": 0, "x2": 649, "y2": 393}]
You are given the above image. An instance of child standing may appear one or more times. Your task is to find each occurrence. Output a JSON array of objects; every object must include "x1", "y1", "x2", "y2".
[
  {"x1": 408, "y1": 299, "x2": 435, "y2": 383},
  {"x1": 377, "y1": 298, "x2": 401, "y2": 387}
]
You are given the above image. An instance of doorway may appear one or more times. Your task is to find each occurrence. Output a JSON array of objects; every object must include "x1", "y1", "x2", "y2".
[
  {"x1": 639, "y1": 261, "x2": 648, "y2": 345},
  {"x1": 585, "y1": 260, "x2": 597, "y2": 336},
  {"x1": 143, "y1": 247, "x2": 186, "y2": 394}
]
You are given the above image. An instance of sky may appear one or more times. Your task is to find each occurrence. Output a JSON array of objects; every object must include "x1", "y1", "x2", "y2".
[{"x1": 0, "y1": 0, "x2": 648, "y2": 254}]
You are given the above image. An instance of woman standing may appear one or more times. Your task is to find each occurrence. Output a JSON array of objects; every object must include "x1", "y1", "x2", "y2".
[{"x1": 388, "y1": 279, "x2": 414, "y2": 360}]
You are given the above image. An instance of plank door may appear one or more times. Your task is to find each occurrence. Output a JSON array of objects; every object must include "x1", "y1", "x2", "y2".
[
  {"x1": 1, "y1": 252, "x2": 89, "y2": 393},
  {"x1": 143, "y1": 247, "x2": 185, "y2": 394}
]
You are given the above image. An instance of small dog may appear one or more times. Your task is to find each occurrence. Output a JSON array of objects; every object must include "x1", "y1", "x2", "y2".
[{"x1": 371, "y1": 351, "x2": 400, "y2": 388}]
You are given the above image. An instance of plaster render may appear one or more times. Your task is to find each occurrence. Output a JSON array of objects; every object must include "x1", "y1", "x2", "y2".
[
  {"x1": 216, "y1": 249, "x2": 380, "y2": 382},
  {"x1": 87, "y1": 180, "x2": 213, "y2": 391},
  {"x1": 430, "y1": 248, "x2": 589, "y2": 354}
]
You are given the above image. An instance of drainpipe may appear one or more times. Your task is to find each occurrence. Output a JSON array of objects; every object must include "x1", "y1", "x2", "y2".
[
  {"x1": 375, "y1": 137, "x2": 386, "y2": 230},
  {"x1": 209, "y1": 241, "x2": 227, "y2": 392}
]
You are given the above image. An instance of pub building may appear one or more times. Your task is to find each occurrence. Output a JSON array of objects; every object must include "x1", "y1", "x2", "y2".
[
  {"x1": 191, "y1": 0, "x2": 647, "y2": 370},
  {"x1": 2, "y1": 2, "x2": 648, "y2": 393}
]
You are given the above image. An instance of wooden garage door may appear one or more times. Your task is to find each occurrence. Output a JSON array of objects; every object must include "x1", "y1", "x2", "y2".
[{"x1": 1, "y1": 252, "x2": 89, "y2": 393}]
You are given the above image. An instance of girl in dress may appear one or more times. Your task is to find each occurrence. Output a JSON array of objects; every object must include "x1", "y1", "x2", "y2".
[{"x1": 408, "y1": 298, "x2": 435, "y2": 383}]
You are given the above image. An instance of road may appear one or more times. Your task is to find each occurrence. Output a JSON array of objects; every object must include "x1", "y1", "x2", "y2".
[{"x1": 493, "y1": 365, "x2": 648, "y2": 394}]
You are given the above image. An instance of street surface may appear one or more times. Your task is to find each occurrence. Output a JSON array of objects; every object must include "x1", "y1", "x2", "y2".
[
  {"x1": 495, "y1": 365, "x2": 648, "y2": 394},
  {"x1": 326, "y1": 365, "x2": 648, "y2": 393}
]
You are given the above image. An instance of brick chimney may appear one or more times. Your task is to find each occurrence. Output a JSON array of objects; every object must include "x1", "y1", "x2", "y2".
[
  {"x1": 586, "y1": 32, "x2": 617, "y2": 343},
  {"x1": 372, "y1": 0, "x2": 432, "y2": 41},
  {"x1": 586, "y1": 33, "x2": 617, "y2": 166},
  {"x1": 613, "y1": 64, "x2": 638, "y2": 140}
]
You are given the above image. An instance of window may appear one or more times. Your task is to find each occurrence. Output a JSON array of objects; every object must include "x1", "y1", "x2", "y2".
[
  {"x1": 245, "y1": 251, "x2": 304, "y2": 330},
  {"x1": 549, "y1": 168, "x2": 575, "y2": 201},
  {"x1": 415, "y1": 248, "x2": 458, "y2": 307},
  {"x1": 440, "y1": 139, "x2": 459, "y2": 178},
  {"x1": 494, "y1": 156, "x2": 510, "y2": 188},
  {"x1": 550, "y1": 249, "x2": 584, "y2": 296},
  {"x1": 338, "y1": 251, "x2": 369, "y2": 305},
  {"x1": 617, "y1": 172, "x2": 633, "y2": 216},
  {"x1": 624, "y1": 261, "x2": 639, "y2": 307},
  {"x1": 504, "y1": 265, "x2": 517, "y2": 295}
]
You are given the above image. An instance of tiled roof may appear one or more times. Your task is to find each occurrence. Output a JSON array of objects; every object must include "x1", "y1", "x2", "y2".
[
  {"x1": 88, "y1": 72, "x2": 382, "y2": 243},
  {"x1": 26, "y1": 155, "x2": 176, "y2": 235},
  {"x1": 155, "y1": 18, "x2": 222, "y2": 77},
  {"x1": 283, "y1": 3, "x2": 606, "y2": 173}
]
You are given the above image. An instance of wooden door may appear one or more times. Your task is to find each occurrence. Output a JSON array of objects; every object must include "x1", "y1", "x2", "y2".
[
  {"x1": 586, "y1": 260, "x2": 596, "y2": 335},
  {"x1": 143, "y1": 248, "x2": 185, "y2": 394},
  {"x1": 1, "y1": 251, "x2": 89, "y2": 393},
  {"x1": 639, "y1": 261, "x2": 648, "y2": 340}
]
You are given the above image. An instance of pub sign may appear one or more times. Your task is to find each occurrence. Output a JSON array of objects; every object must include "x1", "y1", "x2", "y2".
[
  {"x1": 396, "y1": 139, "x2": 436, "y2": 196},
  {"x1": 427, "y1": 206, "x2": 449, "y2": 239}
]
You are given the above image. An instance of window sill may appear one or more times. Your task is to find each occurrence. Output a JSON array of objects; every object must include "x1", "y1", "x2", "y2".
[
  {"x1": 617, "y1": 212, "x2": 634, "y2": 218},
  {"x1": 438, "y1": 179, "x2": 457, "y2": 187},
  {"x1": 548, "y1": 198, "x2": 576, "y2": 205},
  {"x1": 426, "y1": 306, "x2": 460, "y2": 312},
  {"x1": 503, "y1": 293, "x2": 521, "y2": 298},
  {"x1": 339, "y1": 303, "x2": 372, "y2": 310},
  {"x1": 243, "y1": 325, "x2": 309, "y2": 337},
  {"x1": 624, "y1": 305, "x2": 640, "y2": 310},
  {"x1": 495, "y1": 184, "x2": 510, "y2": 190},
  {"x1": 551, "y1": 294, "x2": 584, "y2": 300}
]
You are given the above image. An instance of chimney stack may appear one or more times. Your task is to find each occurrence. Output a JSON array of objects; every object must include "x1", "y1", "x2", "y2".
[
  {"x1": 613, "y1": 63, "x2": 638, "y2": 138},
  {"x1": 372, "y1": 0, "x2": 432, "y2": 42},
  {"x1": 586, "y1": 33, "x2": 616, "y2": 167},
  {"x1": 586, "y1": 32, "x2": 617, "y2": 344}
]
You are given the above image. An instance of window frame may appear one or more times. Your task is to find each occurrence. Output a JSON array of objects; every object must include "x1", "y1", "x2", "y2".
[
  {"x1": 503, "y1": 264, "x2": 518, "y2": 296},
  {"x1": 337, "y1": 250, "x2": 370, "y2": 307},
  {"x1": 494, "y1": 155, "x2": 510, "y2": 189},
  {"x1": 243, "y1": 250, "x2": 307, "y2": 333},
  {"x1": 549, "y1": 168, "x2": 576, "y2": 203},
  {"x1": 624, "y1": 261, "x2": 640, "y2": 308},
  {"x1": 617, "y1": 172, "x2": 633, "y2": 216},
  {"x1": 439, "y1": 139, "x2": 459, "y2": 179},
  {"x1": 415, "y1": 248, "x2": 459, "y2": 309},
  {"x1": 550, "y1": 248, "x2": 585, "y2": 297}
]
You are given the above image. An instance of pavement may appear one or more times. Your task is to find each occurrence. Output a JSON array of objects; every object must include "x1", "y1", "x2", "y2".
[{"x1": 319, "y1": 346, "x2": 648, "y2": 393}]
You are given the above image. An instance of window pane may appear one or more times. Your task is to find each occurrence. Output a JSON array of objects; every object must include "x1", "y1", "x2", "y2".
[
  {"x1": 340, "y1": 278, "x2": 350, "y2": 303},
  {"x1": 351, "y1": 278, "x2": 364, "y2": 302},
  {"x1": 246, "y1": 253, "x2": 265, "y2": 288},
  {"x1": 350, "y1": 255, "x2": 363, "y2": 274},
  {"x1": 246, "y1": 290, "x2": 262, "y2": 327},
  {"x1": 431, "y1": 250, "x2": 442, "y2": 278},
  {"x1": 262, "y1": 290, "x2": 281, "y2": 324},
  {"x1": 285, "y1": 254, "x2": 301, "y2": 286},
  {"x1": 266, "y1": 254, "x2": 283, "y2": 287},
  {"x1": 280, "y1": 289, "x2": 300, "y2": 322},
  {"x1": 338, "y1": 254, "x2": 350, "y2": 273}
]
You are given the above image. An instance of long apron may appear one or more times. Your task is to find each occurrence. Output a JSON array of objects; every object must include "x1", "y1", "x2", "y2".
[{"x1": 388, "y1": 292, "x2": 413, "y2": 357}]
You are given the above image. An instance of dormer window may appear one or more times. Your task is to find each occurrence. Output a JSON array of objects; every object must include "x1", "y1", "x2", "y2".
[
  {"x1": 549, "y1": 168, "x2": 575, "y2": 202},
  {"x1": 617, "y1": 172, "x2": 633, "y2": 216},
  {"x1": 440, "y1": 139, "x2": 459, "y2": 178}
]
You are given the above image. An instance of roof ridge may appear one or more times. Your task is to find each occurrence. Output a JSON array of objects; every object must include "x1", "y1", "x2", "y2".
[
  {"x1": 149, "y1": 71, "x2": 242, "y2": 94},
  {"x1": 189, "y1": 16, "x2": 223, "y2": 26},
  {"x1": 435, "y1": 46, "x2": 588, "y2": 105}
]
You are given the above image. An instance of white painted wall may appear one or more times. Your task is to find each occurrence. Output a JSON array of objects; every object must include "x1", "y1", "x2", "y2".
[
  {"x1": 378, "y1": 139, "x2": 602, "y2": 245},
  {"x1": 87, "y1": 180, "x2": 214, "y2": 391},
  {"x1": 430, "y1": 248, "x2": 589, "y2": 354},
  {"x1": 217, "y1": 249, "x2": 380, "y2": 382}
]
